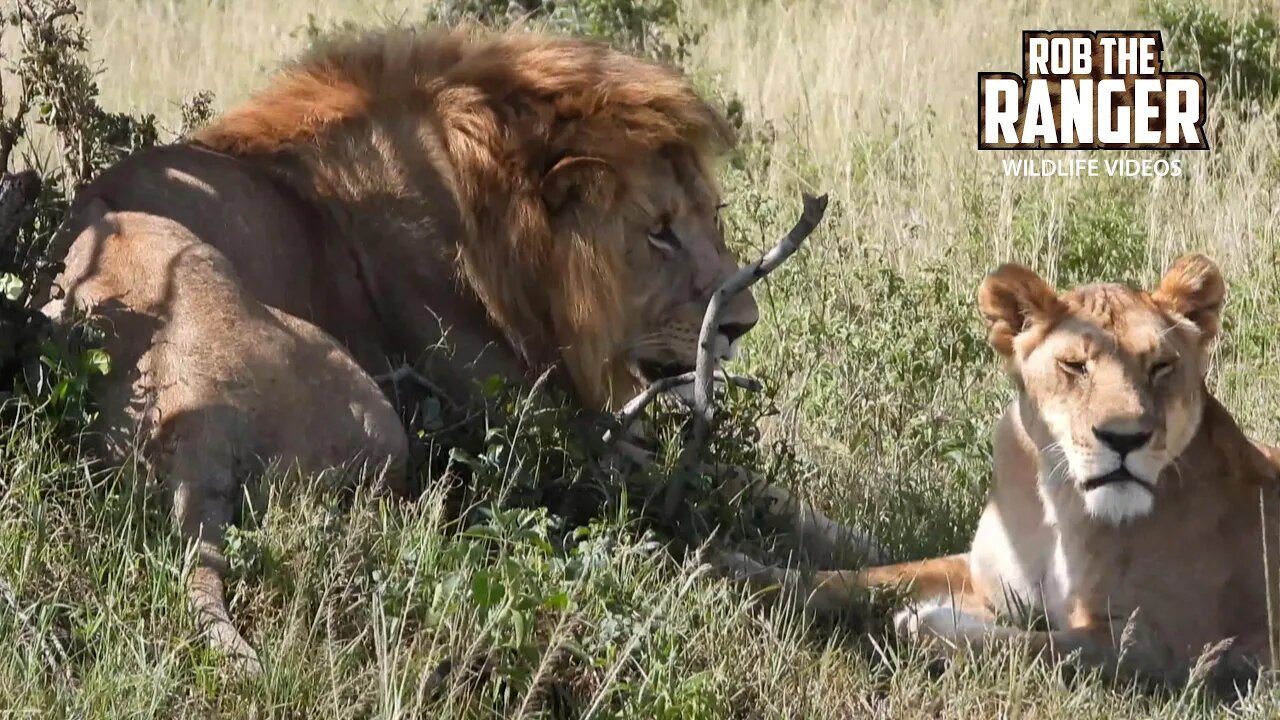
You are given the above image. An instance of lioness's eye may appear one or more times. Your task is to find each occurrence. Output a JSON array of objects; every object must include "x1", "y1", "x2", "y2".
[
  {"x1": 648, "y1": 224, "x2": 681, "y2": 253},
  {"x1": 1057, "y1": 359, "x2": 1088, "y2": 377},
  {"x1": 1150, "y1": 360, "x2": 1174, "y2": 380}
]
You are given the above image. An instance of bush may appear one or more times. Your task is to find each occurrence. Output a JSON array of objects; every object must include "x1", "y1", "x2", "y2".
[
  {"x1": 1011, "y1": 180, "x2": 1149, "y2": 289},
  {"x1": 0, "y1": 1, "x2": 158, "y2": 429},
  {"x1": 298, "y1": 0, "x2": 700, "y2": 67},
  {"x1": 1146, "y1": 0, "x2": 1280, "y2": 110}
]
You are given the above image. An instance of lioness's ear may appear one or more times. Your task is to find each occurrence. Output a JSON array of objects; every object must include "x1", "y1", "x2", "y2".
[
  {"x1": 977, "y1": 263, "x2": 1062, "y2": 357},
  {"x1": 1152, "y1": 253, "x2": 1225, "y2": 341},
  {"x1": 541, "y1": 156, "x2": 618, "y2": 218}
]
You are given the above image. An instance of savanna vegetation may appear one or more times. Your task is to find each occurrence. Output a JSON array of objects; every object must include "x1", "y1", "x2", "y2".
[{"x1": 2, "y1": 0, "x2": 1280, "y2": 716}]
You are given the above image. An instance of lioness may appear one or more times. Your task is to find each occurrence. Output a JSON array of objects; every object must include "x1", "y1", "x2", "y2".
[
  {"x1": 46, "y1": 28, "x2": 871, "y2": 671},
  {"x1": 46, "y1": 203, "x2": 410, "y2": 671},
  {"x1": 724, "y1": 255, "x2": 1280, "y2": 689}
]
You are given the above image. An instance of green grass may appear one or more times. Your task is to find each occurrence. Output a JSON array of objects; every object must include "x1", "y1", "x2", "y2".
[{"x1": 5, "y1": 0, "x2": 1280, "y2": 717}]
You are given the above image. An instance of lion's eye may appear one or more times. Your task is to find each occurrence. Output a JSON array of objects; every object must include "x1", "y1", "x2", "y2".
[
  {"x1": 648, "y1": 224, "x2": 681, "y2": 253},
  {"x1": 1150, "y1": 360, "x2": 1175, "y2": 380},
  {"x1": 1057, "y1": 359, "x2": 1088, "y2": 377}
]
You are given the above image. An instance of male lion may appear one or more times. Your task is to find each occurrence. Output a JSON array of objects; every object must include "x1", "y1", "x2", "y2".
[
  {"x1": 45, "y1": 28, "x2": 768, "y2": 670},
  {"x1": 724, "y1": 255, "x2": 1280, "y2": 691}
]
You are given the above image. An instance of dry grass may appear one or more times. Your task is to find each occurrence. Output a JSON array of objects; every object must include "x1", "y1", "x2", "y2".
[
  {"x1": 75, "y1": 0, "x2": 1279, "y2": 274},
  {"x1": 4, "y1": 0, "x2": 1280, "y2": 716}
]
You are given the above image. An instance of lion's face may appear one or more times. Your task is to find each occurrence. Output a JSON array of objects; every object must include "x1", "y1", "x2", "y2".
[
  {"x1": 540, "y1": 147, "x2": 755, "y2": 407},
  {"x1": 616, "y1": 152, "x2": 759, "y2": 383},
  {"x1": 979, "y1": 255, "x2": 1225, "y2": 524}
]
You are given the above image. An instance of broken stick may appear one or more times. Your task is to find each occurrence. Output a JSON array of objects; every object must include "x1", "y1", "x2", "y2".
[
  {"x1": 607, "y1": 191, "x2": 884, "y2": 565},
  {"x1": 686, "y1": 192, "x2": 828, "y2": 457},
  {"x1": 610, "y1": 191, "x2": 829, "y2": 450},
  {"x1": 662, "y1": 192, "x2": 829, "y2": 523}
]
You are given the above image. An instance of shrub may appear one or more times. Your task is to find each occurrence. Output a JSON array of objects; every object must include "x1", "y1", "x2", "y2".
[
  {"x1": 1146, "y1": 0, "x2": 1280, "y2": 110},
  {"x1": 1011, "y1": 180, "x2": 1149, "y2": 289},
  {"x1": 0, "y1": 1, "x2": 158, "y2": 429},
  {"x1": 298, "y1": 0, "x2": 700, "y2": 66}
]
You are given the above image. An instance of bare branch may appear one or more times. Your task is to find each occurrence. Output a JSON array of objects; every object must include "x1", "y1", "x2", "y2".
[
  {"x1": 691, "y1": 192, "x2": 828, "y2": 433},
  {"x1": 605, "y1": 370, "x2": 762, "y2": 445},
  {"x1": 374, "y1": 363, "x2": 454, "y2": 402},
  {"x1": 663, "y1": 192, "x2": 829, "y2": 521},
  {"x1": 588, "y1": 191, "x2": 881, "y2": 564}
]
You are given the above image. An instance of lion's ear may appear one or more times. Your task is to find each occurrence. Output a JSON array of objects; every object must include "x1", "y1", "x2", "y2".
[
  {"x1": 541, "y1": 156, "x2": 618, "y2": 218},
  {"x1": 978, "y1": 263, "x2": 1062, "y2": 357},
  {"x1": 1152, "y1": 253, "x2": 1225, "y2": 341}
]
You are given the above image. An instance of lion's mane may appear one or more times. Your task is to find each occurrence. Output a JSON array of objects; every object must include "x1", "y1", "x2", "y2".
[{"x1": 194, "y1": 27, "x2": 735, "y2": 407}]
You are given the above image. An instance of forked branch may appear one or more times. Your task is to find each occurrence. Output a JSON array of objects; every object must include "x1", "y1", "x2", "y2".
[
  {"x1": 687, "y1": 192, "x2": 828, "y2": 447},
  {"x1": 603, "y1": 192, "x2": 829, "y2": 525},
  {"x1": 607, "y1": 192, "x2": 828, "y2": 457},
  {"x1": 657, "y1": 193, "x2": 827, "y2": 520}
]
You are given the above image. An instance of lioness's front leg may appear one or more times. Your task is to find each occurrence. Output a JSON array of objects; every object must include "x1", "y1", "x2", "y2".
[
  {"x1": 715, "y1": 465, "x2": 887, "y2": 567},
  {"x1": 716, "y1": 550, "x2": 987, "y2": 621},
  {"x1": 718, "y1": 553, "x2": 1249, "y2": 693},
  {"x1": 720, "y1": 552, "x2": 1093, "y2": 659}
]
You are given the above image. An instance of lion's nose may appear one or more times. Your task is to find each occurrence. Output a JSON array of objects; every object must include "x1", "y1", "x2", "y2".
[
  {"x1": 720, "y1": 320, "x2": 756, "y2": 343},
  {"x1": 1092, "y1": 427, "x2": 1153, "y2": 456}
]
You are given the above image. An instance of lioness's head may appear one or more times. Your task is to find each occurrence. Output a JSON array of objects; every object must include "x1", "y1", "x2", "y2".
[{"x1": 979, "y1": 255, "x2": 1225, "y2": 523}]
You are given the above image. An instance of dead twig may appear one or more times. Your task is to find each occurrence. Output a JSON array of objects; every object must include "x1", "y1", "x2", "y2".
[
  {"x1": 690, "y1": 193, "x2": 827, "y2": 440},
  {"x1": 664, "y1": 192, "x2": 829, "y2": 522},
  {"x1": 604, "y1": 370, "x2": 761, "y2": 445},
  {"x1": 375, "y1": 363, "x2": 453, "y2": 400}
]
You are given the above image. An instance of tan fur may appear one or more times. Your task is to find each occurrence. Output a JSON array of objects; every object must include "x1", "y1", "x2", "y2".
[
  {"x1": 48, "y1": 203, "x2": 409, "y2": 671},
  {"x1": 725, "y1": 255, "x2": 1280, "y2": 692},
  {"x1": 47, "y1": 28, "x2": 759, "y2": 670},
  {"x1": 191, "y1": 26, "x2": 756, "y2": 409}
]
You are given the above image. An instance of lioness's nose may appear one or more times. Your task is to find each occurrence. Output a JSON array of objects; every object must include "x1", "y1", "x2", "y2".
[
  {"x1": 1092, "y1": 427, "x2": 1152, "y2": 456},
  {"x1": 720, "y1": 320, "x2": 756, "y2": 343}
]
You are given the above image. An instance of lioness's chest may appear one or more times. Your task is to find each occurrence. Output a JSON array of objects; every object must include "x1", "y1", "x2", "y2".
[{"x1": 1048, "y1": 516, "x2": 1260, "y2": 652}]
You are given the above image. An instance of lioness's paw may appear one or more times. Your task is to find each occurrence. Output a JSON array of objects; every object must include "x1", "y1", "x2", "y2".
[
  {"x1": 893, "y1": 598, "x2": 994, "y2": 645},
  {"x1": 709, "y1": 550, "x2": 773, "y2": 583}
]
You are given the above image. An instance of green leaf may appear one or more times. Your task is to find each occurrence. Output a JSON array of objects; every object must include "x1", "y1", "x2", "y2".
[
  {"x1": 470, "y1": 570, "x2": 505, "y2": 611},
  {"x1": 83, "y1": 348, "x2": 110, "y2": 376},
  {"x1": 560, "y1": 640, "x2": 592, "y2": 663},
  {"x1": 511, "y1": 610, "x2": 526, "y2": 648},
  {"x1": 480, "y1": 374, "x2": 506, "y2": 397},
  {"x1": 0, "y1": 274, "x2": 24, "y2": 302},
  {"x1": 542, "y1": 591, "x2": 571, "y2": 612},
  {"x1": 419, "y1": 395, "x2": 442, "y2": 431}
]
